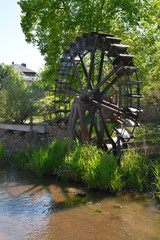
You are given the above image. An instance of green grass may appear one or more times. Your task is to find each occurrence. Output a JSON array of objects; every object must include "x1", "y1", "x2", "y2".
[
  {"x1": 153, "y1": 161, "x2": 160, "y2": 199},
  {"x1": 4, "y1": 137, "x2": 159, "y2": 199},
  {"x1": 12, "y1": 139, "x2": 122, "y2": 192},
  {"x1": 120, "y1": 149, "x2": 151, "y2": 191},
  {"x1": 64, "y1": 140, "x2": 122, "y2": 192},
  {"x1": 0, "y1": 141, "x2": 6, "y2": 165},
  {"x1": 12, "y1": 138, "x2": 73, "y2": 176},
  {"x1": 135, "y1": 123, "x2": 160, "y2": 145}
]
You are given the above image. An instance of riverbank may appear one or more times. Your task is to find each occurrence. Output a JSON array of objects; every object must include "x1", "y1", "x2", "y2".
[
  {"x1": 0, "y1": 135, "x2": 160, "y2": 200},
  {"x1": 0, "y1": 123, "x2": 160, "y2": 199}
]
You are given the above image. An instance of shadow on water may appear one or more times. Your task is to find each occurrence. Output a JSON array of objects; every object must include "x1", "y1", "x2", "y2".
[
  {"x1": 0, "y1": 167, "x2": 159, "y2": 215},
  {"x1": 0, "y1": 167, "x2": 160, "y2": 240},
  {"x1": 0, "y1": 167, "x2": 109, "y2": 217}
]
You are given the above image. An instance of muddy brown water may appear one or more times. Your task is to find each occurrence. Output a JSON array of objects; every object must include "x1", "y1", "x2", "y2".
[{"x1": 0, "y1": 168, "x2": 160, "y2": 240}]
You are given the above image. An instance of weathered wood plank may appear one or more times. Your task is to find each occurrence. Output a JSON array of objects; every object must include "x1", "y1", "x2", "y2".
[
  {"x1": 0, "y1": 123, "x2": 68, "y2": 136},
  {"x1": 0, "y1": 123, "x2": 46, "y2": 133}
]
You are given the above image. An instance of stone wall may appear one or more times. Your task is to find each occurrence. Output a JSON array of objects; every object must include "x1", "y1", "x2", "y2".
[
  {"x1": 0, "y1": 125, "x2": 67, "y2": 156},
  {"x1": 139, "y1": 103, "x2": 160, "y2": 123}
]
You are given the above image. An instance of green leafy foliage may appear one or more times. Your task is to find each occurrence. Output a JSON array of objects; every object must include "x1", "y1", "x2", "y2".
[
  {"x1": 18, "y1": 0, "x2": 152, "y2": 65},
  {"x1": 153, "y1": 161, "x2": 160, "y2": 200},
  {"x1": 33, "y1": 65, "x2": 56, "y2": 91},
  {"x1": 0, "y1": 63, "x2": 14, "y2": 87},
  {"x1": 10, "y1": 138, "x2": 159, "y2": 195},
  {"x1": 0, "y1": 141, "x2": 5, "y2": 164},
  {"x1": 135, "y1": 124, "x2": 160, "y2": 145},
  {"x1": 38, "y1": 95, "x2": 56, "y2": 125},
  {"x1": 143, "y1": 82, "x2": 160, "y2": 109},
  {"x1": 13, "y1": 138, "x2": 73, "y2": 176},
  {"x1": 120, "y1": 150, "x2": 151, "y2": 191},
  {"x1": 18, "y1": 0, "x2": 160, "y2": 105},
  {"x1": 0, "y1": 75, "x2": 32, "y2": 123},
  {"x1": 0, "y1": 64, "x2": 42, "y2": 124},
  {"x1": 65, "y1": 140, "x2": 122, "y2": 191}
]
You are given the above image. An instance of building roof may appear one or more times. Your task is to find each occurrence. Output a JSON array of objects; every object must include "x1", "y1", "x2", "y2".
[
  {"x1": 12, "y1": 63, "x2": 39, "y2": 86},
  {"x1": 13, "y1": 63, "x2": 36, "y2": 74}
]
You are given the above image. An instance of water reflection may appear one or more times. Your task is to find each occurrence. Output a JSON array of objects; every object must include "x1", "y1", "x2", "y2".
[{"x1": 0, "y1": 168, "x2": 160, "y2": 240}]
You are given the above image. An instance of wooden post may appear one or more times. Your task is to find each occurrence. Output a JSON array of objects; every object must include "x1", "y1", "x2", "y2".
[
  {"x1": 30, "y1": 105, "x2": 33, "y2": 139},
  {"x1": 117, "y1": 135, "x2": 121, "y2": 167}
]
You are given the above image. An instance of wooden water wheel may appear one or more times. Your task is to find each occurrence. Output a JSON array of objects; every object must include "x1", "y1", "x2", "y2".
[{"x1": 52, "y1": 32, "x2": 142, "y2": 153}]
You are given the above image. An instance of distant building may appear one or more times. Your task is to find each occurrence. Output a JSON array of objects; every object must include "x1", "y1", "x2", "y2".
[{"x1": 12, "y1": 62, "x2": 39, "y2": 86}]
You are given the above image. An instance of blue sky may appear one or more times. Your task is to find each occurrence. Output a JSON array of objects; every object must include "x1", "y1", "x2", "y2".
[{"x1": 0, "y1": 0, "x2": 45, "y2": 72}]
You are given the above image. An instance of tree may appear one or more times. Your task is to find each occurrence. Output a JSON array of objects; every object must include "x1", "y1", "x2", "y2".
[
  {"x1": 0, "y1": 63, "x2": 14, "y2": 89},
  {"x1": 18, "y1": 0, "x2": 151, "y2": 66},
  {"x1": 18, "y1": 0, "x2": 160, "y2": 106},
  {"x1": 0, "y1": 64, "x2": 40, "y2": 124}
]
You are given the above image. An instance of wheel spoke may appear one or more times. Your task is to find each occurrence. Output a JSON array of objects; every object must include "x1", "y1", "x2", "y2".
[
  {"x1": 87, "y1": 35, "x2": 98, "y2": 88},
  {"x1": 92, "y1": 99, "x2": 121, "y2": 115},
  {"x1": 58, "y1": 86, "x2": 80, "y2": 97},
  {"x1": 70, "y1": 104, "x2": 79, "y2": 137},
  {"x1": 70, "y1": 50, "x2": 84, "y2": 90},
  {"x1": 79, "y1": 55, "x2": 93, "y2": 90},
  {"x1": 79, "y1": 54, "x2": 89, "y2": 78},
  {"x1": 100, "y1": 76, "x2": 119, "y2": 97},
  {"x1": 92, "y1": 63, "x2": 121, "y2": 93},
  {"x1": 99, "y1": 108, "x2": 117, "y2": 150},
  {"x1": 97, "y1": 51, "x2": 105, "y2": 84}
]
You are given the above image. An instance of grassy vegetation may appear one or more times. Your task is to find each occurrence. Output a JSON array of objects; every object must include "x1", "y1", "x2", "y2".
[
  {"x1": 11, "y1": 138, "x2": 73, "y2": 176},
  {"x1": 135, "y1": 123, "x2": 160, "y2": 145},
  {"x1": 1, "y1": 136, "x2": 160, "y2": 199},
  {"x1": 153, "y1": 161, "x2": 160, "y2": 199},
  {"x1": 9, "y1": 138, "x2": 159, "y2": 197},
  {"x1": 64, "y1": 140, "x2": 122, "y2": 192},
  {"x1": 120, "y1": 150, "x2": 151, "y2": 191},
  {"x1": 0, "y1": 141, "x2": 5, "y2": 165}
]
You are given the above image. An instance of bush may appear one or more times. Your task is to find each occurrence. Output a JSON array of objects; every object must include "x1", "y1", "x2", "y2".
[
  {"x1": 38, "y1": 95, "x2": 56, "y2": 125},
  {"x1": 143, "y1": 82, "x2": 160, "y2": 110},
  {"x1": 0, "y1": 71, "x2": 42, "y2": 123},
  {"x1": 0, "y1": 72, "x2": 33, "y2": 123}
]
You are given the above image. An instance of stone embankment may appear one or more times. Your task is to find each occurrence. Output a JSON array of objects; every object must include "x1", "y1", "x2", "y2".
[{"x1": 0, "y1": 123, "x2": 67, "y2": 156}]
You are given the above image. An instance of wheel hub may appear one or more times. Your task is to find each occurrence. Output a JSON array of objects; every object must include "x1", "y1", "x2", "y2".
[{"x1": 80, "y1": 89, "x2": 92, "y2": 103}]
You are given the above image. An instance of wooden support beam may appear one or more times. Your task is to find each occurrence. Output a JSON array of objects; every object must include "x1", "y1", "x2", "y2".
[{"x1": 77, "y1": 103, "x2": 89, "y2": 141}]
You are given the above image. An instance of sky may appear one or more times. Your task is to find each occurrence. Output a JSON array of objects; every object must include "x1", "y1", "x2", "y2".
[{"x1": 0, "y1": 0, "x2": 45, "y2": 72}]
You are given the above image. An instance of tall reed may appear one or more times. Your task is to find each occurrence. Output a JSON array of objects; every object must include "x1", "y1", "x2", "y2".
[
  {"x1": 12, "y1": 138, "x2": 157, "y2": 194},
  {"x1": 0, "y1": 141, "x2": 5, "y2": 164},
  {"x1": 120, "y1": 149, "x2": 151, "y2": 191},
  {"x1": 153, "y1": 161, "x2": 160, "y2": 200},
  {"x1": 13, "y1": 138, "x2": 73, "y2": 176},
  {"x1": 64, "y1": 140, "x2": 122, "y2": 192}
]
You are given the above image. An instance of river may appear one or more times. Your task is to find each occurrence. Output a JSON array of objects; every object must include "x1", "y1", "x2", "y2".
[{"x1": 0, "y1": 167, "x2": 160, "y2": 240}]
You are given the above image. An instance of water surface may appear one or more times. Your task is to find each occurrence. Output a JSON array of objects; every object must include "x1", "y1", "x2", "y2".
[{"x1": 0, "y1": 168, "x2": 160, "y2": 240}]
